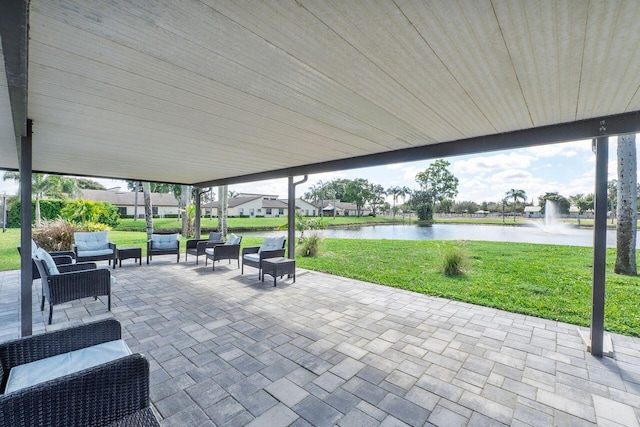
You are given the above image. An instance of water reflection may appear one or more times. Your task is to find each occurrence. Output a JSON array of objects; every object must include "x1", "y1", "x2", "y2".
[{"x1": 248, "y1": 224, "x2": 630, "y2": 248}]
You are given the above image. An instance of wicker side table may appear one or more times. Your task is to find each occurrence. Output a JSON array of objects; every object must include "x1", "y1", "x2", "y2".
[{"x1": 262, "y1": 257, "x2": 295, "y2": 287}]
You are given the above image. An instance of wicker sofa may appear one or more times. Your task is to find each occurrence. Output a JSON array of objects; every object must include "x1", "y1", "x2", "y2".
[
  {"x1": 73, "y1": 231, "x2": 117, "y2": 269},
  {"x1": 0, "y1": 319, "x2": 159, "y2": 427},
  {"x1": 147, "y1": 233, "x2": 180, "y2": 264}
]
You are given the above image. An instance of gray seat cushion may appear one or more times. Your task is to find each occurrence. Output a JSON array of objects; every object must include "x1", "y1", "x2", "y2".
[{"x1": 5, "y1": 339, "x2": 131, "y2": 393}]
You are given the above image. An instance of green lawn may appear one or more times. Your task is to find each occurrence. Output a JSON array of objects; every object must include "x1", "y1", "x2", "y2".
[
  {"x1": 295, "y1": 239, "x2": 640, "y2": 337},
  {"x1": 2, "y1": 228, "x2": 639, "y2": 336},
  {"x1": 115, "y1": 216, "x2": 410, "y2": 231}
]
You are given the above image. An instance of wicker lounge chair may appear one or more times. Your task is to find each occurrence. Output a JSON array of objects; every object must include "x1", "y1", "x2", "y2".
[
  {"x1": 186, "y1": 232, "x2": 223, "y2": 264},
  {"x1": 33, "y1": 247, "x2": 112, "y2": 324},
  {"x1": 242, "y1": 236, "x2": 286, "y2": 279},
  {"x1": 147, "y1": 232, "x2": 180, "y2": 264},
  {"x1": 205, "y1": 234, "x2": 243, "y2": 271},
  {"x1": 73, "y1": 231, "x2": 117, "y2": 269},
  {"x1": 0, "y1": 319, "x2": 159, "y2": 427}
]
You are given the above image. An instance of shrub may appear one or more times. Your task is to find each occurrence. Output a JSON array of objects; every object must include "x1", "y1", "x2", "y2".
[
  {"x1": 298, "y1": 231, "x2": 323, "y2": 257},
  {"x1": 441, "y1": 243, "x2": 469, "y2": 276},
  {"x1": 7, "y1": 198, "x2": 65, "y2": 227},
  {"x1": 60, "y1": 199, "x2": 120, "y2": 228},
  {"x1": 77, "y1": 221, "x2": 111, "y2": 232},
  {"x1": 33, "y1": 218, "x2": 79, "y2": 251}
]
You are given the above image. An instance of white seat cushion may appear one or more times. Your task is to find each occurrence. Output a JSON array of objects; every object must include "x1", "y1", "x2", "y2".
[
  {"x1": 77, "y1": 248, "x2": 113, "y2": 257},
  {"x1": 5, "y1": 339, "x2": 131, "y2": 393},
  {"x1": 243, "y1": 253, "x2": 260, "y2": 263}
]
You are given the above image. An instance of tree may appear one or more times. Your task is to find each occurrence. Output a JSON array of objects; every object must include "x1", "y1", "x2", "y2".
[
  {"x1": 410, "y1": 190, "x2": 433, "y2": 221},
  {"x1": 615, "y1": 134, "x2": 637, "y2": 275},
  {"x1": 415, "y1": 160, "x2": 459, "y2": 214},
  {"x1": 538, "y1": 192, "x2": 570, "y2": 215},
  {"x1": 571, "y1": 193, "x2": 594, "y2": 214},
  {"x1": 3, "y1": 172, "x2": 78, "y2": 227},
  {"x1": 76, "y1": 178, "x2": 106, "y2": 190},
  {"x1": 453, "y1": 201, "x2": 479, "y2": 214},
  {"x1": 343, "y1": 178, "x2": 371, "y2": 216},
  {"x1": 368, "y1": 184, "x2": 386, "y2": 216},
  {"x1": 608, "y1": 179, "x2": 618, "y2": 224},
  {"x1": 218, "y1": 185, "x2": 229, "y2": 239},
  {"x1": 142, "y1": 181, "x2": 153, "y2": 240},
  {"x1": 181, "y1": 185, "x2": 190, "y2": 237},
  {"x1": 387, "y1": 186, "x2": 401, "y2": 218},
  {"x1": 505, "y1": 189, "x2": 527, "y2": 222}
]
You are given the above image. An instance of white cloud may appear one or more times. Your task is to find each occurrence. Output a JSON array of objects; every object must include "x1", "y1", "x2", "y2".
[
  {"x1": 525, "y1": 140, "x2": 591, "y2": 158},
  {"x1": 486, "y1": 169, "x2": 534, "y2": 183},
  {"x1": 452, "y1": 153, "x2": 534, "y2": 175}
]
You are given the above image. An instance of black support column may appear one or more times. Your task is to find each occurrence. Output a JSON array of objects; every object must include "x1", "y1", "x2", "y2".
[
  {"x1": 591, "y1": 136, "x2": 609, "y2": 357},
  {"x1": 20, "y1": 120, "x2": 33, "y2": 336}
]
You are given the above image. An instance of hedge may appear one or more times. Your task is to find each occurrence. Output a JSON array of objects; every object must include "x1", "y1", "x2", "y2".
[{"x1": 7, "y1": 199, "x2": 65, "y2": 227}]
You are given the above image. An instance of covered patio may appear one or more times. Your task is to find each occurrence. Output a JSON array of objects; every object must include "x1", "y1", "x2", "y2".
[
  {"x1": 1, "y1": 262, "x2": 639, "y2": 426},
  {"x1": 2, "y1": 1, "x2": 640, "y2": 423}
]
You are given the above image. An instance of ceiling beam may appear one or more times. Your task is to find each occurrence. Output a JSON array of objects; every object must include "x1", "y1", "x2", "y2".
[
  {"x1": 195, "y1": 110, "x2": 640, "y2": 188},
  {"x1": 0, "y1": 0, "x2": 28, "y2": 146}
]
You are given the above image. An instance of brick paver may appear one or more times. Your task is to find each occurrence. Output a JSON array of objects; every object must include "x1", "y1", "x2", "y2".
[{"x1": 1, "y1": 261, "x2": 639, "y2": 426}]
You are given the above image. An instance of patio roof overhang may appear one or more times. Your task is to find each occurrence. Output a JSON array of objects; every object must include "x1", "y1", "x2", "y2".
[
  {"x1": 2, "y1": 1, "x2": 640, "y2": 187},
  {"x1": 1, "y1": 1, "x2": 638, "y2": 355}
]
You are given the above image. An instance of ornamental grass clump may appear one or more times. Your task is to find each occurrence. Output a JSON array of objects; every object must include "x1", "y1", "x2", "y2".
[
  {"x1": 298, "y1": 231, "x2": 323, "y2": 257},
  {"x1": 441, "y1": 242, "x2": 469, "y2": 276},
  {"x1": 33, "y1": 218, "x2": 79, "y2": 251}
]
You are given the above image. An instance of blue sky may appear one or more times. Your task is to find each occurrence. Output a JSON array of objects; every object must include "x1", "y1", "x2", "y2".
[{"x1": 0, "y1": 137, "x2": 634, "y2": 206}]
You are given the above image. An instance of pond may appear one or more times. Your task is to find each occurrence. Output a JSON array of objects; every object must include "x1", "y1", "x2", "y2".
[{"x1": 248, "y1": 223, "x2": 632, "y2": 248}]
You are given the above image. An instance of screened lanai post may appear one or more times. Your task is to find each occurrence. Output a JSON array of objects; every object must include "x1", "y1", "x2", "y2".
[
  {"x1": 288, "y1": 175, "x2": 308, "y2": 259},
  {"x1": 20, "y1": 120, "x2": 33, "y2": 336},
  {"x1": 194, "y1": 189, "x2": 201, "y2": 240},
  {"x1": 591, "y1": 136, "x2": 609, "y2": 357}
]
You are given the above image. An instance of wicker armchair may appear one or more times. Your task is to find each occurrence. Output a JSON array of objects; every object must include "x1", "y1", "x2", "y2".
[
  {"x1": 147, "y1": 233, "x2": 180, "y2": 264},
  {"x1": 34, "y1": 251, "x2": 112, "y2": 325},
  {"x1": 0, "y1": 319, "x2": 159, "y2": 427},
  {"x1": 17, "y1": 240, "x2": 75, "y2": 281},
  {"x1": 205, "y1": 234, "x2": 243, "y2": 271},
  {"x1": 242, "y1": 236, "x2": 286, "y2": 279},
  {"x1": 186, "y1": 232, "x2": 223, "y2": 265}
]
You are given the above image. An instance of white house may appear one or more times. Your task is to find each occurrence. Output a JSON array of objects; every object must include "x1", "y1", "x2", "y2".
[
  {"x1": 319, "y1": 200, "x2": 371, "y2": 216},
  {"x1": 80, "y1": 188, "x2": 180, "y2": 218}
]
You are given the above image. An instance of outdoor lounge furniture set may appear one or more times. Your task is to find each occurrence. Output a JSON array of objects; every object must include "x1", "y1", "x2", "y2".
[
  {"x1": 0, "y1": 319, "x2": 159, "y2": 426},
  {"x1": 188, "y1": 233, "x2": 293, "y2": 284}
]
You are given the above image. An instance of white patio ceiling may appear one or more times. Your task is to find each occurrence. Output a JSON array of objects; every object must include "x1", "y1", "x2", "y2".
[{"x1": 2, "y1": 0, "x2": 640, "y2": 186}]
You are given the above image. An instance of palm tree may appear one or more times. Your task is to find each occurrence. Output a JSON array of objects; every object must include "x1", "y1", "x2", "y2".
[
  {"x1": 387, "y1": 186, "x2": 401, "y2": 218},
  {"x1": 505, "y1": 189, "x2": 526, "y2": 223},
  {"x1": 615, "y1": 134, "x2": 637, "y2": 275},
  {"x1": 218, "y1": 185, "x2": 229, "y2": 239},
  {"x1": 3, "y1": 172, "x2": 77, "y2": 227},
  {"x1": 142, "y1": 181, "x2": 153, "y2": 240}
]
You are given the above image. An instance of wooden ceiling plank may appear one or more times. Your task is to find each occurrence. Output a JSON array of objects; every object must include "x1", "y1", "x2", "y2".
[
  {"x1": 29, "y1": 12, "x2": 395, "y2": 153},
  {"x1": 32, "y1": 1, "x2": 427, "y2": 149}
]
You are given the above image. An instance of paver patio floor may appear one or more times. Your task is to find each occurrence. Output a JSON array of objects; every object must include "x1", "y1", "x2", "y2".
[{"x1": 1, "y1": 261, "x2": 639, "y2": 426}]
